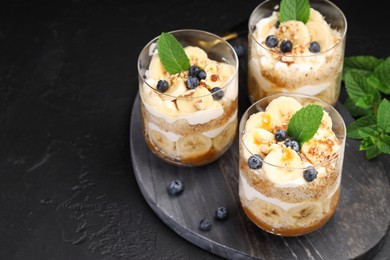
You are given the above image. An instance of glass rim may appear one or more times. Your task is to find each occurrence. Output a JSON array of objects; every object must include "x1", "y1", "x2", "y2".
[
  {"x1": 240, "y1": 93, "x2": 346, "y2": 171},
  {"x1": 137, "y1": 29, "x2": 239, "y2": 100},
  {"x1": 248, "y1": 0, "x2": 348, "y2": 58}
]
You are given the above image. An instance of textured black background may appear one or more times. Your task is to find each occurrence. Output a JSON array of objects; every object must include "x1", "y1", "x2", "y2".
[{"x1": 0, "y1": 1, "x2": 389, "y2": 259}]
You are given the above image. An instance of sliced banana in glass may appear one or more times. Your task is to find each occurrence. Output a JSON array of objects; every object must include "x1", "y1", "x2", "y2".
[
  {"x1": 177, "y1": 134, "x2": 212, "y2": 159},
  {"x1": 245, "y1": 111, "x2": 281, "y2": 132},
  {"x1": 212, "y1": 120, "x2": 237, "y2": 152},
  {"x1": 287, "y1": 202, "x2": 323, "y2": 226},
  {"x1": 265, "y1": 96, "x2": 302, "y2": 126},
  {"x1": 250, "y1": 199, "x2": 286, "y2": 227},
  {"x1": 148, "y1": 129, "x2": 176, "y2": 155}
]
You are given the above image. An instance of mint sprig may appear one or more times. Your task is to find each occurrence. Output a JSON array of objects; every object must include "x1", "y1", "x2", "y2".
[
  {"x1": 343, "y1": 56, "x2": 390, "y2": 159},
  {"x1": 287, "y1": 104, "x2": 323, "y2": 147},
  {"x1": 280, "y1": 0, "x2": 310, "y2": 24},
  {"x1": 157, "y1": 32, "x2": 190, "y2": 74}
]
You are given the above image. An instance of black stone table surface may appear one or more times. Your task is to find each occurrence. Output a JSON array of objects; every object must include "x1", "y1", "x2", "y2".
[{"x1": 1, "y1": 1, "x2": 389, "y2": 259}]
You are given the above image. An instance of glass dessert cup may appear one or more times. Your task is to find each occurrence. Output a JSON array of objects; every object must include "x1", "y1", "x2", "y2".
[
  {"x1": 238, "y1": 93, "x2": 346, "y2": 236},
  {"x1": 247, "y1": 0, "x2": 347, "y2": 106},
  {"x1": 137, "y1": 29, "x2": 239, "y2": 167}
]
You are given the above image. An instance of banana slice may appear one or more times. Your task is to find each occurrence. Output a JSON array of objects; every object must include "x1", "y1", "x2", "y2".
[
  {"x1": 148, "y1": 129, "x2": 176, "y2": 155},
  {"x1": 164, "y1": 77, "x2": 187, "y2": 99},
  {"x1": 321, "y1": 110, "x2": 332, "y2": 129},
  {"x1": 265, "y1": 96, "x2": 302, "y2": 126},
  {"x1": 242, "y1": 128, "x2": 276, "y2": 159},
  {"x1": 276, "y1": 21, "x2": 310, "y2": 47},
  {"x1": 254, "y1": 12, "x2": 279, "y2": 40},
  {"x1": 176, "y1": 86, "x2": 213, "y2": 112},
  {"x1": 301, "y1": 128, "x2": 341, "y2": 165},
  {"x1": 263, "y1": 147, "x2": 304, "y2": 185},
  {"x1": 306, "y1": 21, "x2": 332, "y2": 51},
  {"x1": 148, "y1": 54, "x2": 166, "y2": 79},
  {"x1": 212, "y1": 120, "x2": 237, "y2": 152},
  {"x1": 184, "y1": 46, "x2": 209, "y2": 68},
  {"x1": 245, "y1": 112, "x2": 281, "y2": 132},
  {"x1": 287, "y1": 202, "x2": 322, "y2": 226},
  {"x1": 308, "y1": 8, "x2": 325, "y2": 23},
  {"x1": 177, "y1": 134, "x2": 212, "y2": 159},
  {"x1": 250, "y1": 199, "x2": 286, "y2": 228}
]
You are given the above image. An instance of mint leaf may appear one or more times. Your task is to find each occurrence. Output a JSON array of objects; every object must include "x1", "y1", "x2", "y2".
[
  {"x1": 357, "y1": 127, "x2": 379, "y2": 139},
  {"x1": 347, "y1": 115, "x2": 377, "y2": 139},
  {"x1": 377, "y1": 99, "x2": 390, "y2": 133},
  {"x1": 280, "y1": 0, "x2": 310, "y2": 23},
  {"x1": 344, "y1": 97, "x2": 373, "y2": 117},
  {"x1": 377, "y1": 135, "x2": 390, "y2": 154},
  {"x1": 373, "y1": 57, "x2": 390, "y2": 94},
  {"x1": 342, "y1": 56, "x2": 383, "y2": 80},
  {"x1": 364, "y1": 143, "x2": 382, "y2": 159},
  {"x1": 344, "y1": 71, "x2": 381, "y2": 109},
  {"x1": 287, "y1": 104, "x2": 323, "y2": 146},
  {"x1": 157, "y1": 32, "x2": 190, "y2": 74}
]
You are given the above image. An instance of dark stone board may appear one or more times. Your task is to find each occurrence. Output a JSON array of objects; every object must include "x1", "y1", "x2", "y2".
[{"x1": 130, "y1": 94, "x2": 390, "y2": 260}]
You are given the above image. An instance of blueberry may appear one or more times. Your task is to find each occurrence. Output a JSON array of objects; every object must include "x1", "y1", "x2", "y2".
[
  {"x1": 197, "y1": 70, "x2": 207, "y2": 80},
  {"x1": 280, "y1": 40, "x2": 292, "y2": 53},
  {"x1": 189, "y1": 65, "x2": 201, "y2": 77},
  {"x1": 156, "y1": 80, "x2": 169, "y2": 92},
  {"x1": 303, "y1": 166, "x2": 318, "y2": 182},
  {"x1": 211, "y1": 87, "x2": 224, "y2": 100},
  {"x1": 275, "y1": 129, "x2": 287, "y2": 142},
  {"x1": 199, "y1": 218, "x2": 212, "y2": 231},
  {"x1": 284, "y1": 139, "x2": 300, "y2": 152},
  {"x1": 167, "y1": 180, "x2": 184, "y2": 196},
  {"x1": 247, "y1": 154, "x2": 263, "y2": 170},
  {"x1": 309, "y1": 41, "x2": 321, "y2": 53},
  {"x1": 265, "y1": 35, "x2": 279, "y2": 48},
  {"x1": 275, "y1": 21, "x2": 280, "y2": 28},
  {"x1": 186, "y1": 76, "x2": 199, "y2": 89},
  {"x1": 215, "y1": 207, "x2": 229, "y2": 221}
]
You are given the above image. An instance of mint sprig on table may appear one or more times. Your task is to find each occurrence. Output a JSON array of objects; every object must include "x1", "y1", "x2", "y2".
[
  {"x1": 280, "y1": 0, "x2": 310, "y2": 23},
  {"x1": 157, "y1": 32, "x2": 190, "y2": 74},
  {"x1": 343, "y1": 56, "x2": 390, "y2": 159},
  {"x1": 287, "y1": 104, "x2": 323, "y2": 147}
]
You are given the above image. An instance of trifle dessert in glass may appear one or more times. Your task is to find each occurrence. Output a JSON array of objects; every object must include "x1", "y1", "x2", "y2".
[
  {"x1": 239, "y1": 93, "x2": 346, "y2": 236},
  {"x1": 248, "y1": 0, "x2": 347, "y2": 105},
  {"x1": 137, "y1": 30, "x2": 239, "y2": 167}
]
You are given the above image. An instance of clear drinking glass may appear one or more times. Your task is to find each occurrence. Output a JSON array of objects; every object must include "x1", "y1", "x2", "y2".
[
  {"x1": 238, "y1": 93, "x2": 346, "y2": 236},
  {"x1": 138, "y1": 29, "x2": 239, "y2": 167},
  {"x1": 247, "y1": 0, "x2": 347, "y2": 106}
]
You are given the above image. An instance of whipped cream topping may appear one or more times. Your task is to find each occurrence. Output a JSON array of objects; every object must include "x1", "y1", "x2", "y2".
[
  {"x1": 141, "y1": 44, "x2": 238, "y2": 125},
  {"x1": 250, "y1": 9, "x2": 343, "y2": 94},
  {"x1": 242, "y1": 96, "x2": 341, "y2": 187}
]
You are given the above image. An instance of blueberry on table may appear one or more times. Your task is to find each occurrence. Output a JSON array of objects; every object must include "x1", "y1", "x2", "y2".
[
  {"x1": 199, "y1": 218, "x2": 212, "y2": 231},
  {"x1": 280, "y1": 40, "x2": 292, "y2": 53},
  {"x1": 167, "y1": 180, "x2": 184, "y2": 196},
  {"x1": 211, "y1": 87, "x2": 224, "y2": 100},
  {"x1": 284, "y1": 139, "x2": 300, "y2": 152},
  {"x1": 247, "y1": 154, "x2": 263, "y2": 170},
  {"x1": 275, "y1": 129, "x2": 287, "y2": 142},
  {"x1": 215, "y1": 207, "x2": 229, "y2": 221},
  {"x1": 186, "y1": 76, "x2": 199, "y2": 89},
  {"x1": 265, "y1": 35, "x2": 279, "y2": 48},
  {"x1": 156, "y1": 80, "x2": 169, "y2": 92},
  {"x1": 189, "y1": 65, "x2": 201, "y2": 77},
  {"x1": 303, "y1": 167, "x2": 318, "y2": 182},
  {"x1": 309, "y1": 41, "x2": 321, "y2": 53}
]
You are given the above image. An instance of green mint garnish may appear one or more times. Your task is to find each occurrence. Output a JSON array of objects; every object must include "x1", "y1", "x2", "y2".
[
  {"x1": 157, "y1": 32, "x2": 190, "y2": 74},
  {"x1": 287, "y1": 104, "x2": 323, "y2": 147},
  {"x1": 343, "y1": 55, "x2": 390, "y2": 159},
  {"x1": 280, "y1": 0, "x2": 310, "y2": 24}
]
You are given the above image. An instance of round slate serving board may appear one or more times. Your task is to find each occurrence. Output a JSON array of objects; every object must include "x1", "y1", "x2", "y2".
[{"x1": 130, "y1": 94, "x2": 390, "y2": 260}]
